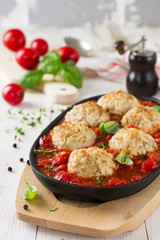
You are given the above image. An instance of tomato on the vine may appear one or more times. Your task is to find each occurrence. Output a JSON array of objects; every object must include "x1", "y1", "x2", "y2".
[
  {"x1": 30, "y1": 38, "x2": 48, "y2": 56},
  {"x1": 3, "y1": 29, "x2": 26, "y2": 51},
  {"x1": 15, "y1": 48, "x2": 39, "y2": 70},
  {"x1": 2, "y1": 83, "x2": 24, "y2": 105},
  {"x1": 57, "y1": 46, "x2": 80, "y2": 64}
]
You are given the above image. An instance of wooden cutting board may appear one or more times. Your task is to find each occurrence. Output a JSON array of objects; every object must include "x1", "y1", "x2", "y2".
[
  {"x1": 16, "y1": 165, "x2": 160, "y2": 238},
  {"x1": 0, "y1": 44, "x2": 78, "y2": 104}
]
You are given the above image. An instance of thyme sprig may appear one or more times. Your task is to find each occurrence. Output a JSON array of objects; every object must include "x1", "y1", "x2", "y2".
[
  {"x1": 33, "y1": 147, "x2": 53, "y2": 154},
  {"x1": 44, "y1": 162, "x2": 55, "y2": 171},
  {"x1": 4, "y1": 107, "x2": 66, "y2": 141},
  {"x1": 97, "y1": 142, "x2": 108, "y2": 150},
  {"x1": 94, "y1": 176, "x2": 105, "y2": 184}
]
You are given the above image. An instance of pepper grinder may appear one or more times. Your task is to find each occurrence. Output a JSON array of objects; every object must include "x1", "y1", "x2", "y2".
[{"x1": 126, "y1": 36, "x2": 158, "y2": 97}]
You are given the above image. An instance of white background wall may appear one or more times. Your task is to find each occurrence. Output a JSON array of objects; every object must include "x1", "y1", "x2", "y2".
[{"x1": 0, "y1": 0, "x2": 159, "y2": 28}]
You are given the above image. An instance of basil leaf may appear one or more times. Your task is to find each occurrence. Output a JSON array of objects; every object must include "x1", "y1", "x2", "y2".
[
  {"x1": 116, "y1": 150, "x2": 133, "y2": 165},
  {"x1": 99, "y1": 122, "x2": 106, "y2": 134},
  {"x1": 43, "y1": 51, "x2": 61, "y2": 61},
  {"x1": 18, "y1": 71, "x2": 43, "y2": 90},
  {"x1": 62, "y1": 60, "x2": 74, "y2": 68},
  {"x1": 152, "y1": 105, "x2": 160, "y2": 112},
  {"x1": 23, "y1": 179, "x2": 37, "y2": 200},
  {"x1": 38, "y1": 57, "x2": 61, "y2": 75},
  {"x1": 49, "y1": 206, "x2": 58, "y2": 211},
  {"x1": 61, "y1": 65, "x2": 82, "y2": 88},
  {"x1": 99, "y1": 121, "x2": 120, "y2": 134}
]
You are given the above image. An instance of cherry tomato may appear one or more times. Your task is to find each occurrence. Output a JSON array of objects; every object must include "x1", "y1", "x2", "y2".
[
  {"x1": 15, "y1": 47, "x2": 39, "y2": 70},
  {"x1": 57, "y1": 46, "x2": 80, "y2": 64},
  {"x1": 106, "y1": 178, "x2": 120, "y2": 187},
  {"x1": 54, "y1": 171, "x2": 76, "y2": 183},
  {"x1": 130, "y1": 175, "x2": 142, "y2": 182},
  {"x1": 51, "y1": 151, "x2": 71, "y2": 166},
  {"x1": 141, "y1": 159, "x2": 156, "y2": 173},
  {"x1": 30, "y1": 38, "x2": 48, "y2": 56},
  {"x1": 39, "y1": 135, "x2": 50, "y2": 148},
  {"x1": 37, "y1": 159, "x2": 51, "y2": 168},
  {"x1": 103, "y1": 178, "x2": 127, "y2": 187},
  {"x1": 2, "y1": 83, "x2": 24, "y2": 105},
  {"x1": 3, "y1": 29, "x2": 25, "y2": 51},
  {"x1": 55, "y1": 164, "x2": 67, "y2": 172},
  {"x1": 153, "y1": 132, "x2": 160, "y2": 139}
]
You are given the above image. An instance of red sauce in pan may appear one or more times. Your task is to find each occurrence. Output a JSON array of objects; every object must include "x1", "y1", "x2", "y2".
[{"x1": 35, "y1": 100, "x2": 160, "y2": 187}]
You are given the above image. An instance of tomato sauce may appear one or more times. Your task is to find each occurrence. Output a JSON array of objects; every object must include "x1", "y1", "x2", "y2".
[{"x1": 35, "y1": 99, "x2": 160, "y2": 187}]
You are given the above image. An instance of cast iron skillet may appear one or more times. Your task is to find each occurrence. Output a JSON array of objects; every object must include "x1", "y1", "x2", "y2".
[{"x1": 29, "y1": 95, "x2": 160, "y2": 202}]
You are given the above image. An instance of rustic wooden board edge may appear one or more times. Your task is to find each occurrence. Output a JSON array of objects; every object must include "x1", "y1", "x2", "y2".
[{"x1": 15, "y1": 165, "x2": 160, "y2": 238}]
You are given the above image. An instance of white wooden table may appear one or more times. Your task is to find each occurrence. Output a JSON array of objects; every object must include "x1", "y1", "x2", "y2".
[{"x1": 0, "y1": 27, "x2": 160, "y2": 240}]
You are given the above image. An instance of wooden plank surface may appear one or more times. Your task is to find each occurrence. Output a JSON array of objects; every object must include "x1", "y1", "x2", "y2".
[{"x1": 16, "y1": 163, "x2": 160, "y2": 238}]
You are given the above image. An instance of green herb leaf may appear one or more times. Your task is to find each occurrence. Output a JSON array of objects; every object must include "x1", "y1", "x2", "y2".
[
  {"x1": 116, "y1": 150, "x2": 133, "y2": 165},
  {"x1": 18, "y1": 109, "x2": 24, "y2": 115},
  {"x1": 23, "y1": 179, "x2": 37, "y2": 200},
  {"x1": 61, "y1": 65, "x2": 82, "y2": 88},
  {"x1": 18, "y1": 71, "x2": 44, "y2": 90},
  {"x1": 14, "y1": 126, "x2": 19, "y2": 131},
  {"x1": 37, "y1": 116, "x2": 41, "y2": 123},
  {"x1": 94, "y1": 176, "x2": 105, "y2": 184},
  {"x1": 99, "y1": 121, "x2": 120, "y2": 134},
  {"x1": 43, "y1": 51, "x2": 61, "y2": 61},
  {"x1": 38, "y1": 52, "x2": 61, "y2": 75},
  {"x1": 152, "y1": 105, "x2": 160, "y2": 112},
  {"x1": 97, "y1": 142, "x2": 108, "y2": 149},
  {"x1": 33, "y1": 147, "x2": 53, "y2": 154},
  {"x1": 49, "y1": 206, "x2": 57, "y2": 211},
  {"x1": 45, "y1": 162, "x2": 55, "y2": 171},
  {"x1": 8, "y1": 109, "x2": 12, "y2": 115},
  {"x1": 95, "y1": 176, "x2": 101, "y2": 184},
  {"x1": 28, "y1": 122, "x2": 36, "y2": 127},
  {"x1": 62, "y1": 60, "x2": 74, "y2": 68},
  {"x1": 14, "y1": 127, "x2": 25, "y2": 136},
  {"x1": 22, "y1": 116, "x2": 28, "y2": 121}
]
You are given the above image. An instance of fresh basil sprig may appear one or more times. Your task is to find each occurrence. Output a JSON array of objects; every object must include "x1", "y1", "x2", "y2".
[
  {"x1": 18, "y1": 51, "x2": 83, "y2": 90},
  {"x1": 38, "y1": 52, "x2": 61, "y2": 75},
  {"x1": 23, "y1": 179, "x2": 37, "y2": 200},
  {"x1": 116, "y1": 150, "x2": 133, "y2": 165},
  {"x1": 18, "y1": 71, "x2": 43, "y2": 90},
  {"x1": 152, "y1": 105, "x2": 160, "y2": 112},
  {"x1": 99, "y1": 121, "x2": 120, "y2": 134},
  {"x1": 61, "y1": 62, "x2": 82, "y2": 88}
]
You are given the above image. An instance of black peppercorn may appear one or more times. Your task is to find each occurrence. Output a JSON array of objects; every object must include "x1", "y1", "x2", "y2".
[
  {"x1": 27, "y1": 160, "x2": 30, "y2": 165},
  {"x1": 23, "y1": 204, "x2": 28, "y2": 210},
  {"x1": 20, "y1": 158, "x2": 24, "y2": 162},
  {"x1": 8, "y1": 167, "x2": 12, "y2": 172},
  {"x1": 13, "y1": 143, "x2": 17, "y2": 148}
]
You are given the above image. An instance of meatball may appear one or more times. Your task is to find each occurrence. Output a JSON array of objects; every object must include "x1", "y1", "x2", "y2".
[
  {"x1": 65, "y1": 101, "x2": 110, "y2": 127},
  {"x1": 52, "y1": 122, "x2": 97, "y2": 151},
  {"x1": 109, "y1": 128, "x2": 157, "y2": 156},
  {"x1": 121, "y1": 105, "x2": 160, "y2": 133},
  {"x1": 97, "y1": 90, "x2": 139, "y2": 115},
  {"x1": 68, "y1": 147, "x2": 118, "y2": 178}
]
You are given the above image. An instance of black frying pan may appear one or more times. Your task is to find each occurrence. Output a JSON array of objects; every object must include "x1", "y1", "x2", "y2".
[{"x1": 29, "y1": 95, "x2": 160, "y2": 202}]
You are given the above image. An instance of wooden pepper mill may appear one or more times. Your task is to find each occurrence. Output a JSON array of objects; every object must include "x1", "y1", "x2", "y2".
[{"x1": 126, "y1": 36, "x2": 158, "y2": 97}]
